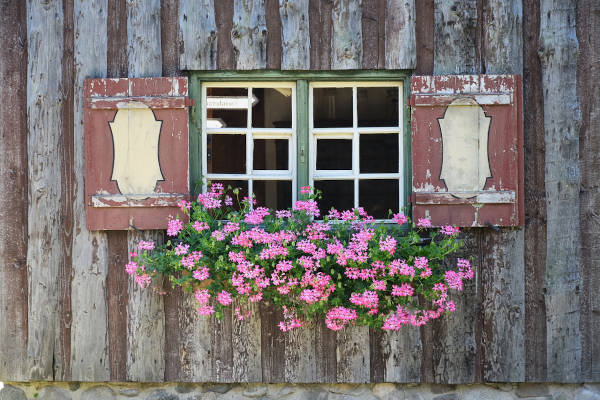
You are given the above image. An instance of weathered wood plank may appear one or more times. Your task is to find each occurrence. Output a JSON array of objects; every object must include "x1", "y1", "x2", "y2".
[
  {"x1": 309, "y1": 0, "x2": 333, "y2": 69},
  {"x1": 430, "y1": 0, "x2": 480, "y2": 384},
  {"x1": 382, "y1": 327, "x2": 422, "y2": 382},
  {"x1": 482, "y1": 0, "x2": 523, "y2": 74},
  {"x1": 125, "y1": 0, "x2": 165, "y2": 382},
  {"x1": 577, "y1": 0, "x2": 600, "y2": 382},
  {"x1": 361, "y1": 0, "x2": 385, "y2": 69},
  {"x1": 414, "y1": 0, "x2": 434, "y2": 74},
  {"x1": 539, "y1": 0, "x2": 582, "y2": 383},
  {"x1": 107, "y1": 0, "x2": 128, "y2": 77},
  {"x1": 478, "y1": 0, "x2": 525, "y2": 383},
  {"x1": 331, "y1": 0, "x2": 363, "y2": 69},
  {"x1": 126, "y1": 231, "x2": 165, "y2": 382},
  {"x1": 430, "y1": 231, "x2": 478, "y2": 384},
  {"x1": 179, "y1": 294, "x2": 212, "y2": 381},
  {"x1": 433, "y1": 0, "x2": 478, "y2": 75},
  {"x1": 337, "y1": 325, "x2": 370, "y2": 382},
  {"x1": 215, "y1": 0, "x2": 235, "y2": 69},
  {"x1": 70, "y1": 0, "x2": 110, "y2": 381},
  {"x1": 284, "y1": 319, "x2": 316, "y2": 382},
  {"x1": 232, "y1": 0, "x2": 267, "y2": 69},
  {"x1": 211, "y1": 309, "x2": 234, "y2": 382},
  {"x1": 161, "y1": 0, "x2": 180, "y2": 76},
  {"x1": 479, "y1": 230, "x2": 525, "y2": 381},
  {"x1": 414, "y1": 1, "x2": 434, "y2": 382},
  {"x1": 260, "y1": 303, "x2": 285, "y2": 382},
  {"x1": 162, "y1": 0, "x2": 183, "y2": 382},
  {"x1": 26, "y1": 0, "x2": 64, "y2": 381},
  {"x1": 106, "y1": 0, "x2": 129, "y2": 382},
  {"x1": 232, "y1": 302, "x2": 262, "y2": 382},
  {"x1": 280, "y1": 0, "x2": 310, "y2": 70},
  {"x1": 385, "y1": 0, "x2": 416, "y2": 69},
  {"x1": 106, "y1": 232, "x2": 129, "y2": 381},
  {"x1": 0, "y1": 0, "x2": 28, "y2": 382},
  {"x1": 127, "y1": 0, "x2": 162, "y2": 78},
  {"x1": 315, "y1": 316, "x2": 337, "y2": 382},
  {"x1": 266, "y1": 0, "x2": 282, "y2": 69},
  {"x1": 178, "y1": 0, "x2": 217, "y2": 70},
  {"x1": 522, "y1": 0, "x2": 547, "y2": 382}
]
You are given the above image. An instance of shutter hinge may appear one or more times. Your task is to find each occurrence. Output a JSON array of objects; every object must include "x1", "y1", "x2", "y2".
[{"x1": 185, "y1": 97, "x2": 195, "y2": 107}]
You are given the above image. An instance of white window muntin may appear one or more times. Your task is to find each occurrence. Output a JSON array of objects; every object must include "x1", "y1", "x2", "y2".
[
  {"x1": 309, "y1": 81, "x2": 404, "y2": 218},
  {"x1": 201, "y1": 82, "x2": 297, "y2": 205}
]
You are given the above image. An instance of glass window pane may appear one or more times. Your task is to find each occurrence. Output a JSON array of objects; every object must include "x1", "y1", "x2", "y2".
[
  {"x1": 360, "y1": 134, "x2": 399, "y2": 173},
  {"x1": 313, "y1": 87, "x2": 353, "y2": 128},
  {"x1": 253, "y1": 139, "x2": 288, "y2": 170},
  {"x1": 357, "y1": 87, "x2": 399, "y2": 127},
  {"x1": 359, "y1": 180, "x2": 399, "y2": 219},
  {"x1": 207, "y1": 180, "x2": 248, "y2": 211},
  {"x1": 316, "y1": 139, "x2": 352, "y2": 170},
  {"x1": 252, "y1": 88, "x2": 293, "y2": 128},
  {"x1": 207, "y1": 87, "x2": 248, "y2": 128},
  {"x1": 253, "y1": 181, "x2": 293, "y2": 210},
  {"x1": 207, "y1": 134, "x2": 246, "y2": 174},
  {"x1": 314, "y1": 180, "x2": 354, "y2": 216}
]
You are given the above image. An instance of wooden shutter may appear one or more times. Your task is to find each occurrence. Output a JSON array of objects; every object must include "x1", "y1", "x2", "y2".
[
  {"x1": 410, "y1": 75, "x2": 524, "y2": 227},
  {"x1": 85, "y1": 77, "x2": 191, "y2": 230}
]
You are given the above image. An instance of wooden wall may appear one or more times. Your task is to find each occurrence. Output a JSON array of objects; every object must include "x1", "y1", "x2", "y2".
[{"x1": 0, "y1": 0, "x2": 597, "y2": 384}]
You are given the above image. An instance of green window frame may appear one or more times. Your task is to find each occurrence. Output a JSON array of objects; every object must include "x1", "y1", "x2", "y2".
[{"x1": 188, "y1": 70, "x2": 412, "y2": 218}]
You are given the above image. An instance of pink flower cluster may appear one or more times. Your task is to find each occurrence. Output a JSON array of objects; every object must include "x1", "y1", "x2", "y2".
[{"x1": 128, "y1": 184, "x2": 472, "y2": 332}]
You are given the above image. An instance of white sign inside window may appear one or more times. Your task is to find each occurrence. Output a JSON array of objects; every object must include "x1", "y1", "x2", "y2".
[{"x1": 206, "y1": 95, "x2": 259, "y2": 109}]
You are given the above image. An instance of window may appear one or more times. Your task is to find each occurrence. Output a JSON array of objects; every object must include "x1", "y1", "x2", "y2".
[{"x1": 192, "y1": 72, "x2": 409, "y2": 221}]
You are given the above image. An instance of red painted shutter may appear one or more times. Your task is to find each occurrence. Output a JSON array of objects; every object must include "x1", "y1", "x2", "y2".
[
  {"x1": 410, "y1": 75, "x2": 524, "y2": 227},
  {"x1": 84, "y1": 77, "x2": 191, "y2": 230}
]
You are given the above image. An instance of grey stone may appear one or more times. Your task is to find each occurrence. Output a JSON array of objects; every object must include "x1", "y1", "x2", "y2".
[
  {"x1": 433, "y1": 395, "x2": 458, "y2": 400},
  {"x1": 146, "y1": 389, "x2": 179, "y2": 400},
  {"x1": 516, "y1": 384, "x2": 550, "y2": 398},
  {"x1": 373, "y1": 384, "x2": 404, "y2": 400},
  {"x1": 205, "y1": 384, "x2": 232, "y2": 394},
  {"x1": 184, "y1": 394, "x2": 215, "y2": 400},
  {"x1": 458, "y1": 387, "x2": 515, "y2": 400},
  {"x1": 585, "y1": 386, "x2": 600, "y2": 395},
  {"x1": 431, "y1": 386, "x2": 457, "y2": 395},
  {"x1": 277, "y1": 386, "x2": 297, "y2": 397},
  {"x1": 175, "y1": 384, "x2": 196, "y2": 394},
  {"x1": 68, "y1": 382, "x2": 80, "y2": 392},
  {"x1": 575, "y1": 389, "x2": 600, "y2": 400},
  {"x1": 81, "y1": 386, "x2": 116, "y2": 400},
  {"x1": 37, "y1": 387, "x2": 72, "y2": 400},
  {"x1": 120, "y1": 388, "x2": 141, "y2": 397},
  {"x1": 242, "y1": 386, "x2": 267, "y2": 398},
  {"x1": 0, "y1": 385, "x2": 27, "y2": 400}
]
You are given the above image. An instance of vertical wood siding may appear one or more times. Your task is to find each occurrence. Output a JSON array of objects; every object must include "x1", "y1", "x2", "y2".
[
  {"x1": 577, "y1": 0, "x2": 600, "y2": 382},
  {"x1": 539, "y1": 0, "x2": 582, "y2": 382},
  {"x1": 0, "y1": 0, "x2": 28, "y2": 382},
  {"x1": 70, "y1": 0, "x2": 110, "y2": 381},
  {"x1": 0, "y1": 0, "x2": 596, "y2": 384},
  {"x1": 26, "y1": 0, "x2": 64, "y2": 380}
]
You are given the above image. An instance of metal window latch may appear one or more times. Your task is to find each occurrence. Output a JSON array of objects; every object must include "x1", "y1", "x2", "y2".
[{"x1": 300, "y1": 145, "x2": 305, "y2": 164}]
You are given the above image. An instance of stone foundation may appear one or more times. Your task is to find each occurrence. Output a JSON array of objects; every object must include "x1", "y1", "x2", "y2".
[{"x1": 1, "y1": 382, "x2": 599, "y2": 400}]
